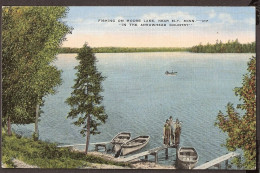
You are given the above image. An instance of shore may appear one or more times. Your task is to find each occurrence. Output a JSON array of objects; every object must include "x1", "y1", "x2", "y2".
[
  {"x1": 71, "y1": 147, "x2": 176, "y2": 169},
  {"x1": 87, "y1": 151, "x2": 176, "y2": 169},
  {"x1": 4, "y1": 151, "x2": 175, "y2": 169},
  {"x1": 2, "y1": 131, "x2": 175, "y2": 169}
]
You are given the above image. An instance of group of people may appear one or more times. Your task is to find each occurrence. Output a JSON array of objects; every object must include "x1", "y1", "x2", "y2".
[{"x1": 163, "y1": 116, "x2": 182, "y2": 146}]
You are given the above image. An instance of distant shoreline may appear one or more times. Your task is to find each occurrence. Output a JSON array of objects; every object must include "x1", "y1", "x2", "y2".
[
  {"x1": 58, "y1": 51, "x2": 256, "y2": 55},
  {"x1": 59, "y1": 40, "x2": 255, "y2": 54},
  {"x1": 59, "y1": 47, "x2": 190, "y2": 54}
]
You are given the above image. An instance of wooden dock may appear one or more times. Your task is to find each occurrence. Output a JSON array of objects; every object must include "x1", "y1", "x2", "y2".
[
  {"x1": 117, "y1": 145, "x2": 177, "y2": 163},
  {"x1": 57, "y1": 142, "x2": 111, "y2": 151},
  {"x1": 58, "y1": 143, "x2": 178, "y2": 164},
  {"x1": 57, "y1": 144, "x2": 86, "y2": 147},
  {"x1": 194, "y1": 152, "x2": 240, "y2": 169}
]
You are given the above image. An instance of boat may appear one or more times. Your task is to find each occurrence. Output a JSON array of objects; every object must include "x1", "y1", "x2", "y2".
[
  {"x1": 120, "y1": 136, "x2": 150, "y2": 156},
  {"x1": 111, "y1": 132, "x2": 131, "y2": 145},
  {"x1": 165, "y1": 71, "x2": 177, "y2": 76},
  {"x1": 176, "y1": 147, "x2": 199, "y2": 169}
]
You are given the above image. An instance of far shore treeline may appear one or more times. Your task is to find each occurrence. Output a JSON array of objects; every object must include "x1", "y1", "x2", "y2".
[
  {"x1": 59, "y1": 47, "x2": 189, "y2": 53},
  {"x1": 59, "y1": 40, "x2": 255, "y2": 54},
  {"x1": 190, "y1": 39, "x2": 255, "y2": 53}
]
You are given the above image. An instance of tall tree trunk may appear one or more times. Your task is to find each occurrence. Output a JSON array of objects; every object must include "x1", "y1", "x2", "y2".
[
  {"x1": 7, "y1": 116, "x2": 11, "y2": 136},
  {"x1": 85, "y1": 115, "x2": 91, "y2": 154},
  {"x1": 34, "y1": 103, "x2": 40, "y2": 140}
]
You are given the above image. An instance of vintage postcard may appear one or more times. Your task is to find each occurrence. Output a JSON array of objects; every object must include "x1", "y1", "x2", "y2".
[{"x1": 1, "y1": 6, "x2": 256, "y2": 170}]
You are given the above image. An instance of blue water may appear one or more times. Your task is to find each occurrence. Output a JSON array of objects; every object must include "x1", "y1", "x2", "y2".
[{"x1": 13, "y1": 52, "x2": 254, "y2": 168}]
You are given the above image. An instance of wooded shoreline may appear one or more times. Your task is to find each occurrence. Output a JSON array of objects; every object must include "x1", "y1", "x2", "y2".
[
  {"x1": 59, "y1": 47, "x2": 189, "y2": 53},
  {"x1": 59, "y1": 40, "x2": 256, "y2": 54}
]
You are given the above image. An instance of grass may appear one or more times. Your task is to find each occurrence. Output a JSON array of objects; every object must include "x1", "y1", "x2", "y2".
[{"x1": 2, "y1": 131, "x2": 130, "y2": 168}]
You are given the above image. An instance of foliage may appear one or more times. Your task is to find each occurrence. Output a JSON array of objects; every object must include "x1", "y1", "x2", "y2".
[
  {"x1": 2, "y1": 7, "x2": 71, "y2": 130},
  {"x1": 59, "y1": 41, "x2": 256, "y2": 54},
  {"x1": 190, "y1": 39, "x2": 255, "y2": 53},
  {"x1": 59, "y1": 47, "x2": 189, "y2": 53},
  {"x1": 59, "y1": 47, "x2": 81, "y2": 53},
  {"x1": 215, "y1": 56, "x2": 256, "y2": 169},
  {"x1": 66, "y1": 43, "x2": 108, "y2": 153},
  {"x1": 2, "y1": 131, "x2": 130, "y2": 168}
]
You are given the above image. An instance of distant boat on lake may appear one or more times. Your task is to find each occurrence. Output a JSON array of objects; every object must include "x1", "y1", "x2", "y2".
[{"x1": 165, "y1": 70, "x2": 177, "y2": 76}]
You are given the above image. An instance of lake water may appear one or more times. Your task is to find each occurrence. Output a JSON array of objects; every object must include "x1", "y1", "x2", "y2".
[{"x1": 13, "y1": 52, "x2": 254, "y2": 168}]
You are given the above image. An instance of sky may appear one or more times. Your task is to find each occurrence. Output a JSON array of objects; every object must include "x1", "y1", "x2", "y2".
[{"x1": 62, "y1": 7, "x2": 255, "y2": 48}]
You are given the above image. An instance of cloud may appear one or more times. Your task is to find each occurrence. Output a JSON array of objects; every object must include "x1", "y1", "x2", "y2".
[
  {"x1": 218, "y1": 13, "x2": 236, "y2": 24},
  {"x1": 243, "y1": 18, "x2": 255, "y2": 25},
  {"x1": 63, "y1": 18, "x2": 85, "y2": 24},
  {"x1": 208, "y1": 10, "x2": 216, "y2": 18},
  {"x1": 63, "y1": 17, "x2": 98, "y2": 27},
  {"x1": 142, "y1": 11, "x2": 196, "y2": 20},
  {"x1": 62, "y1": 8, "x2": 255, "y2": 47}
]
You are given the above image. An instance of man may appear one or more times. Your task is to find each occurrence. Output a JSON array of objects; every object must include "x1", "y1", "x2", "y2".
[
  {"x1": 174, "y1": 118, "x2": 182, "y2": 145},
  {"x1": 169, "y1": 116, "x2": 175, "y2": 145}
]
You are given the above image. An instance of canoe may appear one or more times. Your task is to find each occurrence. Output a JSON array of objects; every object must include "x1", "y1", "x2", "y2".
[
  {"x1": 120, "y1": 136, "x2": 150, "y2": 156},
  {"x1": 111, "y1": 132, "x2": 131, "y2": 145},
  {"x1": 177, "y1": 147, "x2": 199, "y2": 169}
]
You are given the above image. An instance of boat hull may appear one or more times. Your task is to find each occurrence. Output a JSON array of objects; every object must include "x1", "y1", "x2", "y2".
[
  {"x1": 111, "y1": 132, "x2": 131, "y2": 145},
  {"x1": 166, "y1": 73, "x2": 177, "y2": 76},
  {"x1": 176, "y1": 147, "x2": 198, "y2": 169},
  {"x1": 177, "y1": 159, "x2": 198, "y2": 169},
  {"x1": 120, "y1": 136, "x2": 150, "y2": 156}
]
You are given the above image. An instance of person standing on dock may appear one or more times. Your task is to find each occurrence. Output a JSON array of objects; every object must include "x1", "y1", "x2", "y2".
[
  {"x1": 174, "y1": 118, "x2": 182, "y2": 145},
  {"x1": 169, "y1": 116, "x2": 175, "y2": 145},
  {"x1": 163, "y1": 119, "x2": 171, "y2": 146}
]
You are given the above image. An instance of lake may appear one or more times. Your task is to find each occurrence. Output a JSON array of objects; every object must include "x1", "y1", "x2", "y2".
[{"x1": 13, "y1": 52, "x2": 254, "y2": 168}]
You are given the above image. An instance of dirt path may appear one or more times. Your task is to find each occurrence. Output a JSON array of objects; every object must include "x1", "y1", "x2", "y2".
[{"x1": 12, "y1": 159, "x2": 38, "y2": 168}]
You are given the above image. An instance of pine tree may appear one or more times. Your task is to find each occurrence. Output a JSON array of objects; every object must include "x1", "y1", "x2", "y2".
[
  {"x1": 215, "y1": 56, "x2": 256, "y2": 169},
  {"x1": 66, "y1": 43, "x2": 108, "y2": 154}
]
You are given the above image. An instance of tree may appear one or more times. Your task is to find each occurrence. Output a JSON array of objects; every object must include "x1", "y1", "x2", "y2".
[
  {"x1": 2, "y1": 6, "x2": 71, "y2": 136},
  {"x1": 215, "y1": 56, "x2": 256, "y2": 169},
  {"x1": 190, "y1": 40, "x2": 256, "y2": 53},
  {"x1": 31, "y1": 65, "x2": 63, "y2": 140},
  {"x1": 66, "y1": 43, "x2": 108, "y2": 154}
]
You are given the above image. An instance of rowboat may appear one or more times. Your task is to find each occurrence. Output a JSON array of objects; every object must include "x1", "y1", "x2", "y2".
[
  {"x1": 176, "y1": 147, "x2": 199, "y2": 169},
  {"x1": 165, "y1": 71, "x2": 177, "y2": 76},
  {"x1": 111, "y1": 132, "x2": 131, "y2": 145},
  {"x1": 120, "y1": 136, "x2": 150, "y2": 156}
]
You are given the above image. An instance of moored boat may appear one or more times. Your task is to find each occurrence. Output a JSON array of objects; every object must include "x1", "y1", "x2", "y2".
[
  {"x1": 111, "y1": 132, "x2": 131, "y2": 145},
  {"x1": 177, "y1": 147, "x2": 199, "y2": 169},
  {"x1": 120, "y1": 136, "x2": 150, "y2": 156}
]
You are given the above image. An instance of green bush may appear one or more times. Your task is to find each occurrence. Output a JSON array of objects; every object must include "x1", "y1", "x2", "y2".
[{"x1": 2, "y1": 155, "x2": 15, "y2": 168}]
